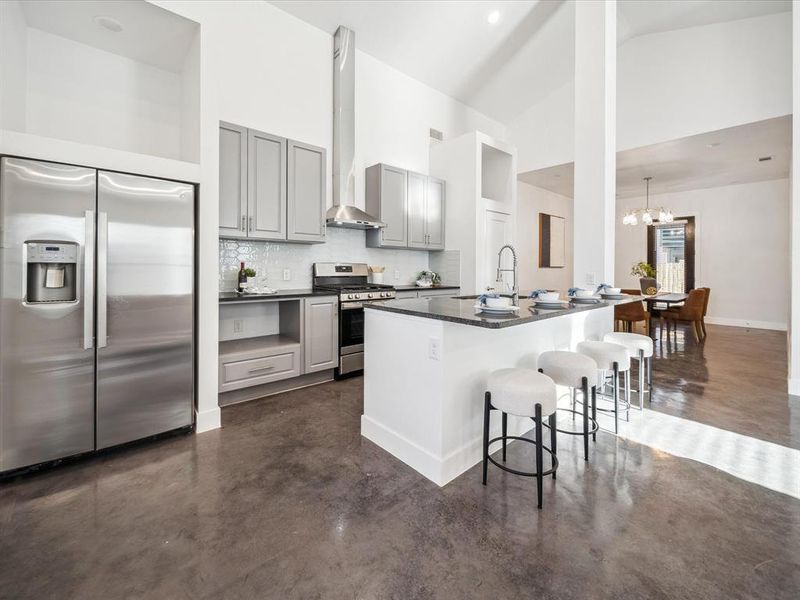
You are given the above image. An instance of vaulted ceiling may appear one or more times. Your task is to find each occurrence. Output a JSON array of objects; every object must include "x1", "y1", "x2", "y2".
[{"x1": 270, "y1": 0, "x2": 791, "y2": 123}]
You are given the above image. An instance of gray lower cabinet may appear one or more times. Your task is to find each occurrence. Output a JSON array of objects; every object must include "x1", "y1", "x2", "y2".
[
  {"x1": 248, "y1": 129, "x2": 287, "y2": 241},
  {"x1": 219, "y1": 121, "x2": 326, "y2": 243},
  {"x1": 288, "y1": 140, "x2": 326, "y2": 243},
  {"x1": 366, "y1": 163, "x2": 445, "y2": 251},
  {"x1": 366, "y1": 164, "x2": 407, "y2": 248},
  {"x1": 218, "y1": 122, "x2": 248, "y2": 238},
  {"x1": 304, "y1": 296, "x2": 338, "y2": 373}
]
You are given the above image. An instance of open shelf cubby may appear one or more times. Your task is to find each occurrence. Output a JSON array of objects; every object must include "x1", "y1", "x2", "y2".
[
  {"x1": 480, "y1": 143, "x2": 514, "y2": 205},
  {"x1": 219, "y1": 299, "x2": 303, "y2": 348}
]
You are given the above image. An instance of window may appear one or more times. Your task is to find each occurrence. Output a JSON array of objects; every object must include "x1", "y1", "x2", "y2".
[{"x1": 647, "y1": 217, "x2": 695, "y2": 293}]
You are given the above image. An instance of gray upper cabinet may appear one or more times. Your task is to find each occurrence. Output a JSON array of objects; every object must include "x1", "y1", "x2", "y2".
[
  {"x1": 248, "y1": 129, "x2": 287, "y2": 241},
  {"x1": 219, "y1": 122, "x2": 248, "y2": 238},
  {"x1": 304, "y1": 296, "x2": 338, "y2": 373},
  {"x1": 407, "y1": 171, "x2": 427, "y2": 249},
  {"x1": 219, "y1": 122, "x2": 326, "y2": 244},
  {"x1": 366, "y1": 164, "x2": 407, "y2": 248},
  {"x1": 426, "y1": 176, "x2": 446, "y2": 250},
  {"x1": 287, "y1": 140, "x2": 326, "y2": 243},
  {"x1": 367, "y1": 163, "x2": 446, "y2": 251}
]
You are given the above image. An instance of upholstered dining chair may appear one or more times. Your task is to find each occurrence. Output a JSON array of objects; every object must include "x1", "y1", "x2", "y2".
[
  {"x1": 614, "y1": 289, "x2": 649, "y2": 335},
  {"x1": 661, "y1": 288, "x2": 707, "y2": 343}
]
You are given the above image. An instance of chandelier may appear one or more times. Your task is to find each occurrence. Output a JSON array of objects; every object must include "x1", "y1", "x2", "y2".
[{"x1": 622, "y1": 176, "x2": 674, "y2": 226}]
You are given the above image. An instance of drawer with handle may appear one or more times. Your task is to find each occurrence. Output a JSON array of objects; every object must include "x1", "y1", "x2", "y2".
[{"x1": 220, "y1": 349, "x2": 300, "y2": 392}]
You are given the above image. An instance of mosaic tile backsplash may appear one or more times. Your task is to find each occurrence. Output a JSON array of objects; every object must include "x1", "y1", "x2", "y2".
[{"x1": 219, "y1": 227, "x2": 447, "y2": 291}]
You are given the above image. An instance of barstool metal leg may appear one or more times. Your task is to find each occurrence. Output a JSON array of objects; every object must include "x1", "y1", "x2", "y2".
[
  {"x1": 591, "y1": 386, "x2": 597, "y2": 442},
  {"x1": 501, "y1": 412, "x2": 508, "y2": 462},
  {"x1": 624, "y1": 370, "x2": 631, "y2": 421},
  {"x1": 638, "y1": 349, "x2": 645, "y2": 410},
  {"x1": 534, "y1": 403, "x2": 543, "y2": 509},
  {"x1": 581, "y1": 376, "x2": 589, "y2": 461},
  {"x1": 613, "y1": 362, "x2": 620, "y2": 435},
  {"x1": 482, "y1": 392, "x2": 490, "y2": 485},
  {"x1": 549, "y1": 412, "x2": 557, "y2": 479}
]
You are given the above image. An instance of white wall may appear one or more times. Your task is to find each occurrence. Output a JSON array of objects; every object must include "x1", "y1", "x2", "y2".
[
  {"x1": 25, "y1": 28, "x2": 185, "y2": 160},
  {"x1": 516, "y1": 181, "x2": 573, "y2": 293},
  {"x1": 509, "y1": 11, "x2": 793, "y2": 173},
  {"x1": 615, "y1": 179, "x2": 790, "y2": 330},
  {"x1": 0, "y1": 0, "x2": 27, "y2": 131},
  {"x1": 790, "y1": 1, "x2": 800, "y2": 395}
]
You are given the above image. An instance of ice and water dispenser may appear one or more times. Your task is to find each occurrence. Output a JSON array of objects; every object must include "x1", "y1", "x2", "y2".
[{"x1": 24, "y1": 241, "x2": 78, "y2": 303}]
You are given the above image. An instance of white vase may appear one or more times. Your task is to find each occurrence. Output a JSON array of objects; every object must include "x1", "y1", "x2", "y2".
[{"x1": 371, "y1": 272, "x2": 384, "y2": 284}]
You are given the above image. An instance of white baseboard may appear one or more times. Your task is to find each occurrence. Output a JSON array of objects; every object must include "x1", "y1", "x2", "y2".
[
  {"x1": 789, "y1": 378, "x2": 800, "y2": 397},
  {"x1": 195, "y1": 407, "x2": 221, "y2": 433},
  {"x1": 361, "y1": 414, "x2": 534, "y2": 487},
  {"x1": 704, "y1": 317, "x2": 787, "y2": 331}
]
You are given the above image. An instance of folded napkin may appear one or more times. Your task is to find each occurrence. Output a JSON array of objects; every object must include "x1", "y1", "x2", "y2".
[
  {"x1": 528, "y1": 289, "x2": 548, "y2": 299},
  {"x1": 567, "y1": 287, "x2": 581, "y2": 297},
  {"x1": 477, "y1": 292, "x2": 499, "y2": 305},
  {"x1": 595, "y1": 283, "x2": 612, "y2": 293}
]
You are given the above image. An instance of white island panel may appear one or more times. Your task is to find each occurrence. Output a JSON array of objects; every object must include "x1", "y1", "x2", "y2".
[{"x1": 362, "y1": 304, "x2": 614, "y2": 486}]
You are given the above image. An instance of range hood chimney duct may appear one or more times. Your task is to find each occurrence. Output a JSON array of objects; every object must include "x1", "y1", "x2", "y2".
[{"x1": 327, "y1": 26, "x2": 385, "y2": 230}]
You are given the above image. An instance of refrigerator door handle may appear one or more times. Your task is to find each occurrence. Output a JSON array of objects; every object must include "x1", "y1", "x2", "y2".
[
  {"x1": 97, "y1": 211, "x2": 108, "y2": 348},
  {"x1": 83, "y1": 210, "x2": 95, "y2": 349}
]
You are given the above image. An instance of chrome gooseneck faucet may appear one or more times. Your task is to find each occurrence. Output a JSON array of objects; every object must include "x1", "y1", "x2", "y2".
[{"x1": 496, "y1": 244, "x2": 518, "y2": 302}]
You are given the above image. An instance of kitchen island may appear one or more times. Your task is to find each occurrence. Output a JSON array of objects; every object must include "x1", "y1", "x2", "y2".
[{"x1": 362, "y1": 294, "x2": 640, "y2": 486}]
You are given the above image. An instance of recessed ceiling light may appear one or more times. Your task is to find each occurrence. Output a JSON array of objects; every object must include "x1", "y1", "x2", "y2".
[
  {"x1": 93, "y1": 15, "x2": 123, "y2": 33},
  {"x1": 706, "y1": 142, "x2": 720, "y2": 148},
  {"x1": 487, "y1": 10, "x2": 500, "y2": 24}
]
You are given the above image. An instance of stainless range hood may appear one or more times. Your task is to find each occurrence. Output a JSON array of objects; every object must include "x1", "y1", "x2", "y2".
[{"x1": 327, "y1": 26, "x2": 385, "y2": 230}]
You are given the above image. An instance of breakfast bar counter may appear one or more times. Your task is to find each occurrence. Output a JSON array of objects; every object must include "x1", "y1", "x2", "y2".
[{"x1": 362, "y1": 295, "x2": 641, "y2": 485}]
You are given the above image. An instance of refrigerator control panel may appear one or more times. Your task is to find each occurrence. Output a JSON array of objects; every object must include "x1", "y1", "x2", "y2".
[{"x1": 26, "y1": 242, "x2": 78, "y2": 264}]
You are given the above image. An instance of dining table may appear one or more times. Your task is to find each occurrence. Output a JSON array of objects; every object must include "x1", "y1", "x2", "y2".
[{"x1": 644, "y1": 292, "x2": 688, "y2": 340}]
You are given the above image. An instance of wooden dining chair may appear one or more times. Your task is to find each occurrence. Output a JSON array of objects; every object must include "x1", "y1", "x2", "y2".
[
  {"x1": 699, "y1": 287, "x2": 711, "y2": 337},
  {"x1": 614, "y1": 289, "x2": 649, "y2": 335},
  {"x1": 660, "y1": 288, "x2": 707, "y2": 343}
]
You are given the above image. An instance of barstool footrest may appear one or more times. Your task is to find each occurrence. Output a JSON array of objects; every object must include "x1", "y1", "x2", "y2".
[
  {"x1": 541, "y1": 408, "x2": 599, "y2": 435},
  {"x1": 487, "y1": 435, "x2": 558, "y2": 478}
]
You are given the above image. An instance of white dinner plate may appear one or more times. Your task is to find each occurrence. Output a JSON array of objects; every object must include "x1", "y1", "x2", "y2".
[
  {"x1": 533, "y1": 300, "x2": 566, "y2": 309},
  {"x1": 601, "y1": 293, "x2": 628, "y2": 300},
  {"x1": 569, "y1": 296, "x2": 601, "y2": 303},
  {"x1": 473, "y1": 304, "x2": 520, "y2": 314}
]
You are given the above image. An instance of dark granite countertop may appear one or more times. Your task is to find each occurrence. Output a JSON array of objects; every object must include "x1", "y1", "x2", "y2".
[
  {"x1": 364, "y1": 294, "x2": 643, "y2": 329},
  {"x1": 394, "y1": 284, "x2": 461, "y2": 292},
  {"x1": 219, "y1": 289, "x2": 334, "y2": 302}
]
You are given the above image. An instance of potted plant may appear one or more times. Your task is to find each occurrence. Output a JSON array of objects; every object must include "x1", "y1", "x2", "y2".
[
  {"x1": 415, "y1": 270, "x2": 441, "y2": 287},
  {"x1": 631, "y1": 262, "x2": 658, "y2": 295}
]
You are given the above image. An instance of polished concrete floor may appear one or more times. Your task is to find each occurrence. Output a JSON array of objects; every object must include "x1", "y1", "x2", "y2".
[{"x1": 1, "y1": 324, "x2": 799, "y2": 599}]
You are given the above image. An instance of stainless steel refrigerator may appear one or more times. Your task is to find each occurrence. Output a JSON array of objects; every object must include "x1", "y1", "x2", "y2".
[{"x1": 0, "y1": 157, "x2": 194, "y2": 473}]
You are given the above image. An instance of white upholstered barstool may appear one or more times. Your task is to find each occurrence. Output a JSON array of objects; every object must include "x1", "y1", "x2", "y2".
[
  {"x1": 576, "y1": 341, "x2": 631, "y2": 434},
  {"x1": 482, "y1": 368, "x2": 558, "y2": 509},
  {"x1": 536, "y1": 351, "x2": 599, "y2": 461},
  {"x1": 604, "y1": 332, "x2": 654, "y2": 410}
]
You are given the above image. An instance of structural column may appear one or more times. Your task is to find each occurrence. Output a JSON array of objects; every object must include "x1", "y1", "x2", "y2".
[
  {"x1": 573, "y1": 0, "x2": 616, "y2": 288},
  {"x1": 790, "y1": 1, "x2": 800, "y2": 396}
]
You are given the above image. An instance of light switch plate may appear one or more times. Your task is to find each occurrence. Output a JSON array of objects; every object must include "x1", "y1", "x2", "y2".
[
  {"x1": 233, "y1": 319, "x2": 244, "y2": 333},
  {"x1": 394, "y1": 269, "x2": 400, "y2": 280},
  {"x1": 283, "y1": 269, "x2": 291, "y2": 281}
]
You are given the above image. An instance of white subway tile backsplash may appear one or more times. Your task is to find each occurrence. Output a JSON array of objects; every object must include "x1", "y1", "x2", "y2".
[
  {"x1": 429, "y1": 250, "x2": 461, "y2": 286},
  {"x1": 219, "y1": 228, "x2": 431, "y2": 291}
]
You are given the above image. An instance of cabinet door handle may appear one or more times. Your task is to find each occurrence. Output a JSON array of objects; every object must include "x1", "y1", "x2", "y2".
[
  {"x1": 249, "y1": 216, "x2": 254, "y2": 231},
  {"x1": 249, "y1": 365, "x2": 274, "y2": 374},
  {"x1": 241, "y1": 215, "x2": 246, "y2": 232}
]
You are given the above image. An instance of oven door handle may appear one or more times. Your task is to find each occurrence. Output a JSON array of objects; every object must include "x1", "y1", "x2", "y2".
[{"x1": 341, "y1": 302, "x2": 364, "y2": 310}]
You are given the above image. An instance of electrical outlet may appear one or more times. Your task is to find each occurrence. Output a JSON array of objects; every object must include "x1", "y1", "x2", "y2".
[
  {"x1": 233, "y1": 319, "x2": 244, "y2": 333},
  {"x1": 585, "y1": 272, "x2": 596, "y2": 285},
  {"x1": 283, "y1": 269, "x2": 291, "y2": 281},
  {"x1": 428, "y1": 337, "x2": 441, "y2": 361},
  {"x1": 394, "y1": 269, "x2": 400, "y2": 280}
]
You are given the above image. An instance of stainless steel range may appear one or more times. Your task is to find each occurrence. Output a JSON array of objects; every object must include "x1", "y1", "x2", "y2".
[{"x1": 312, "y1": 262, "x2": 396, "y2": 377}]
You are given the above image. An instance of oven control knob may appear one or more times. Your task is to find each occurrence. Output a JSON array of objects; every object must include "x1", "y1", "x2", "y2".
[
  {"x1": 368, "y1": 293, "x2": 374, "y2": 299},
  {"x1": 379, "y1": 292, "x2": 386, "y2": 298},
  {"x1": 348, "y1": 294, "x2": 354, "y2": 299}
]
